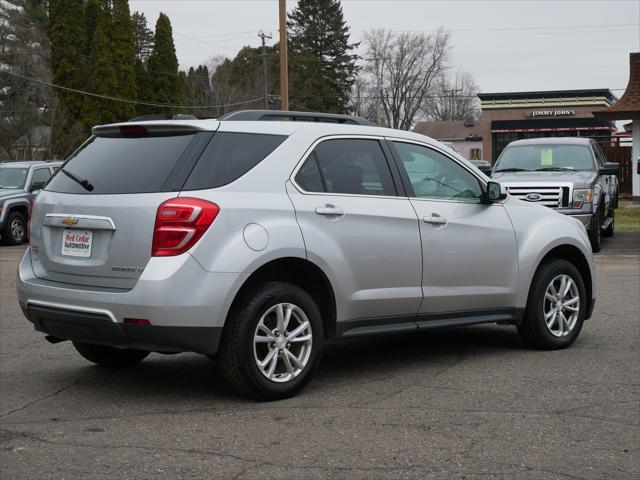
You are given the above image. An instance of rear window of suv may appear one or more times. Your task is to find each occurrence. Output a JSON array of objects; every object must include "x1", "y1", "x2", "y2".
[
  {"x1": 45, "y1": 131, "x2": 286, "y2": 195},
  {"x1": 46, "y1": 134, "x2": 197, "y2": 194}
]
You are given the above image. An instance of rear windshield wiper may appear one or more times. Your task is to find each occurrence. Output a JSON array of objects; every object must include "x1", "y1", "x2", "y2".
[
  {"x1": 535, "y1": 167, "x2": 574, "y2": 171},
  {"x1": 494, "y1": 168, "x2": 531, "y2": 173},
  {"x1": 60, "y1": 168, "x2": 94, "y2": 192}
]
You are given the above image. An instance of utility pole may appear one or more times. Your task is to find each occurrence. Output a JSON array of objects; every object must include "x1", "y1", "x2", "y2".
[
  {"x1": 258, "y1": 31, "x2": 272, "y2": 109},
  {"x1": 278, "y1": 0, "x2": 289, "y2": 111}
]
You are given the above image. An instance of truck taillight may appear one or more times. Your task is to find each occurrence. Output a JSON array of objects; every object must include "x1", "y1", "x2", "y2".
[{"x1": 152, "y1": 198, "x2": 219, "y2": 257}]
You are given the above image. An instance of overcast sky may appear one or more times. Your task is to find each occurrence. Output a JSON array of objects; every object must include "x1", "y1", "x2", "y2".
[{"x1": 129, "y1": 0, "x2": 639, "y2": 97}]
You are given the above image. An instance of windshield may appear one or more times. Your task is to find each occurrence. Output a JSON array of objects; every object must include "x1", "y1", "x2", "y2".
[
  {"x1": 0, "y1": 168, "x2": 29, "y2": 189},
  {"x1": 494, "y1": 144, "x2": 596, "y2": 172}
]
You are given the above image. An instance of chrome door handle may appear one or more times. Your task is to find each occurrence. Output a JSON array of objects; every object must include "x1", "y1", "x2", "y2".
[
  {"x1": 423, "y1": 214, "x2": 447, "y2": 225},
  {"x1": 315, "y1": 205, "x2": 344, "y2": 217}
]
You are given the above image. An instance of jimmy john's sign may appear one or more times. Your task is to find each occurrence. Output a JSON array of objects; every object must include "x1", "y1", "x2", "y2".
[{"x1": 525, "y1": 109, "x2": 576, "y2": 118}]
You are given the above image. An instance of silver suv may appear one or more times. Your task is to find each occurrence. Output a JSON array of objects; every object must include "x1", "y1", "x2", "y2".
[{"x1": 17, "y1": 111, "x2": 596, "y2": 400}]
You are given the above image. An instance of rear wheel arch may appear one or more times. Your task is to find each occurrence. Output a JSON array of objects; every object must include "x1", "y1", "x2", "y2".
[
  {"x1": 528, "y1": 245, "x2": 593, "y2": 318},
  {"x1": 226, "y1": 257, "x2": 337, "y2": 339}
]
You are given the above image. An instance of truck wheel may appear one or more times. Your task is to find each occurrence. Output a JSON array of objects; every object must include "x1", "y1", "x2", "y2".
[
  {"x1": 1, "y1": 211, "x2": 27, "y2": 245},
  {"x1": 73, "y1": 342, "x2": 150, "y2": 367},
  {"x1": 602, "y1": 209, "x2": 615, "y2": 238},
  {"x1": 518, "y1": 258, "x2": 586, "y2": 350},
  {"x1": 219, "y1": 281, "x2": 323, "y2": 401},
  {"x1": 588, "y1": 211, "x2": 601, "y2": 253}
]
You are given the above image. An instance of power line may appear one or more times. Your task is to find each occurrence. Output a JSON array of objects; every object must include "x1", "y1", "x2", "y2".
[
  {"x1": 178, "y1": 23, "x2": 637, "y2": 39},
  {"x1": 1, "y1": 70, "x2": 265, "y2": 109}
]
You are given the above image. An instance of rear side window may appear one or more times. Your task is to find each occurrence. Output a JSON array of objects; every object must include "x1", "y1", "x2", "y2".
[
  {"x1": 183, "y1": 132, "x2": 286, "y2": 190},
  {"x1": 295, "y1": 154, "x2": 324, "y2": 192},
  {"x1": 46, "y1": 135, "x2": 196, "y2": 194},
  {"x1": 311, "y1": 139, "x2": 396, "y2": 196}
]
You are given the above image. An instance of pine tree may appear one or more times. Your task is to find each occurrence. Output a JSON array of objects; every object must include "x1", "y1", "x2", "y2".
[
  {"x1": 131, "y1": 11, "x2": 154, "y2": 62},
  {"x1": 148, "y1": 13, "x2": 181, "y2": 108},
  {"x1": 81, "y1": 3, "x2": 118, "y2": 128},
  {"x1": 134, "y1": 58, "x2": 153, "y2": 116},
  {"x1": 111, "y1": 0, "x2": 136, "y2": 119},
  {"x1": 49, "y1": 0, "x2": 86, "y2": 156},
  {"x1": 287, "y1": 0, "x2": 359, "y2": 113},
  {"x1": 288, "y1": 50, "x2": 337, "y2": 112},
  {"x1": 84, "y1": 0, "x2": 99, "y2": 56}
]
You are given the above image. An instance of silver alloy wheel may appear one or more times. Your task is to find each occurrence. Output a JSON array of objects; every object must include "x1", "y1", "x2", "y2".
[
  {"x1": 253, "y1": 303, "x2": 313, "y2": 383},
  {"x1": 10, "y1": 218, "x2": 24, "y2": 242},
  {"x1": 543, "y1": 274, "x2": 580, "y2": 337}
]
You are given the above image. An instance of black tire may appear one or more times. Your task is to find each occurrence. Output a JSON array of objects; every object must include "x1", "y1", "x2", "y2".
[
  {"x1": 588, "y1": 210, "x2": 601, "y2": 253},
  {"x1": 602, "y1": 209, "x2": 615, "y2": 238},
  {"x1": 219, "y1": 281, "x2": 324, "y2": 401},
  {"x1": 1, "y1": 211, "x2": 27, "y2": 245},
  {"x1": 518, "y1": 258, "x2": 587, "y2": 350},
  {"x1": 73, "y1": 342, "x2": 150, "y2": 367}
]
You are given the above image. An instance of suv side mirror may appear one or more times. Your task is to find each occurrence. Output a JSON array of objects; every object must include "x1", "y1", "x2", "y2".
[
  {"x1": 29, "y1": 181, "x2": 46, "y2": 192},
  {"x1": 599, "y1": 162, "x2": 619, "y2": 176},
  {"x1": 483, "y1": 181, "x2": 507, "y2": 203}
]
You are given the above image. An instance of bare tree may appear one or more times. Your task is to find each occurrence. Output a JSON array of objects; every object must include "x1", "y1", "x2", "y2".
[
  {"x1": 425, "y1": 70, "x2": 480, "y2": 121},
  {"x1": 208, "y1": 54, "x2": 253, "y2": 117},
  {"x1": 363, "y1": 28, "x2": 450, "y2": 130},
  {"x1": 348, "y1": 75, "x2": 377, "y2": 121}
]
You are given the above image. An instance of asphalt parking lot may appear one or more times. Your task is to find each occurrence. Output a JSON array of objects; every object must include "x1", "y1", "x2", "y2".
[{"x1": 1, "y1": 235, "x2": 639, "y2": 480}]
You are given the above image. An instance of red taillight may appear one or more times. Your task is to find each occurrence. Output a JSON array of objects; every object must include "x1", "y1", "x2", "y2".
[
  {"x1": 119, "y1": 125, "x2": 149, "y2": 137},
  {"x1": 152, "y1": 197, "x2": 219, "y2": 257},
  {"x1": 28, "y1": 196, "x2": 36, "y2": 242},
  {"x1": 124, "y1": 318, "x2": 151, "y2": 326}
]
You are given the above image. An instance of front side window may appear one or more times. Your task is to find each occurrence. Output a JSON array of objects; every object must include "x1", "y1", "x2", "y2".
[
  {"x1": 591, "y1": 142, "x2": 608, "y2": 166},
  {"x1": 495, "y1": 144, "x2": 596, "y2": 172},
  {"x1": 393, "y1": 142, "x2": 482, "y2": 202},
  {"x1": 310, "y1": 138, "x2": 396, "y2": 196},
  {"x1": 30, "y1": 168, "x2": 52, "y2": 188}
]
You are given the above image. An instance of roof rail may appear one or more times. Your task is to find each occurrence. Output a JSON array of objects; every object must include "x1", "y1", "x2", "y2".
[
  {"x1": 128, "y1": 114, "x2": 199, "y2": 122},
  {"x1": 218, "y1": 109, "x2": 375, "y2": 126}
]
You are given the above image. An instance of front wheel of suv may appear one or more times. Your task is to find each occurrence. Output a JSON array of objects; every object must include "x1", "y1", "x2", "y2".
[
  {"x1": 518, "y1": 258, "x2": 586, "y2": 350},
  {"x1": 73, "y1": 342, "x2": 150, "y2": 367},
  {"x1": 2, "y1": 211, "x2": 27, "y2": 245},
  {"x1": 219, "y1": 281, "x2": 324, "y2": 401}
]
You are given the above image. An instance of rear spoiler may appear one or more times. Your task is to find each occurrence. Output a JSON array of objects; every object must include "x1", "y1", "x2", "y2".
[{"x1": 92, "y1": 123, "x2": 214, "y2": 138}]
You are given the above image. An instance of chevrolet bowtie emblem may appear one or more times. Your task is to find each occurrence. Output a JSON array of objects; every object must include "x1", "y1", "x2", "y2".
[{"x1": 62, "y1": 216, "x2": 79, "y2": 225}]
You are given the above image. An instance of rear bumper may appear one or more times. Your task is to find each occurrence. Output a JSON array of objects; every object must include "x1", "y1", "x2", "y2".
[
  {"x1": 17, "y1": 248, "x2": 248, "y2": 354},
  {"x1": 23, "y1": 304, "x2": 222, "y2": 354}
]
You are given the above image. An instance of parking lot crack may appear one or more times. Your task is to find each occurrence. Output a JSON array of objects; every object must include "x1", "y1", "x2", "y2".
[{"x1": 0, "y1": 371, "x2": 113, "y2": 419}]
